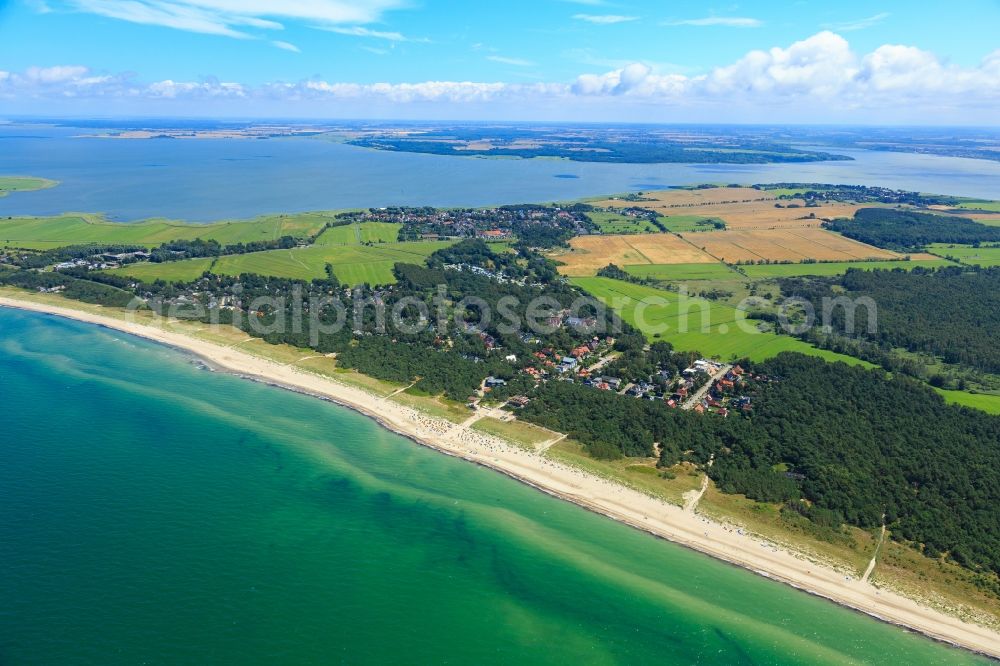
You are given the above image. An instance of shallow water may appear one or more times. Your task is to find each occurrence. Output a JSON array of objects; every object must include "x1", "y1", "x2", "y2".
[{"x1": 0, "y1": 308, "x2": 988, "y2": 664}]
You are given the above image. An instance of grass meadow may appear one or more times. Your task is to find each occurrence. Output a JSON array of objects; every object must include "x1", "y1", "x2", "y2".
[
  {"x1": 0, "y1": 212, "x2": 335, "y2": 250},
  {"x1": 588, "y1": 211, "x2": 660, "y2": 234},
  {"x1": 570, "y1": 276, "x2": 868, "y2": 364},
  {"x1": 118, "y1": 240, "x2": 456, "y2": 285},
  {"x1": 928, "y1": 244, "x2": 1000, "y2": 267}
]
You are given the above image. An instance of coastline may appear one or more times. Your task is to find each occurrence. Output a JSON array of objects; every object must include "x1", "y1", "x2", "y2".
[{"x1": 2, "y1": 294, "x2": 999, "y2": 659}]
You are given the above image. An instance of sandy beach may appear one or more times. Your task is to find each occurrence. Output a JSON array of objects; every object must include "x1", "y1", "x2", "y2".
[{"x1": 2, "y1": 294, "x2": 999, "y2": 659}]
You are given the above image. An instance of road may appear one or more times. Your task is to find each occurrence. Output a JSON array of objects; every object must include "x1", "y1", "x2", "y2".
[{"x1": 682, "y1": 364, "x2": 732, "y2": 410}]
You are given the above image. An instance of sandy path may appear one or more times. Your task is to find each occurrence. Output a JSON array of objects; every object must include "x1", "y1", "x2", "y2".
[{"x1": 1, "y1": 295, "x2": 998, "y2": 659}]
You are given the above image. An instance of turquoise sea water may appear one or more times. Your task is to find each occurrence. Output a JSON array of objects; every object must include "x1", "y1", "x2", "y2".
[{"x1": 0, "y1": 308, "x2": 990, "y2": 664}]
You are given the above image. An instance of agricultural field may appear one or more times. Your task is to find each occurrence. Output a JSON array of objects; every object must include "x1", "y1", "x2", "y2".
[
  {"x1": 594, "y1": 186, "x2": 863, "y2": 230},
  {"x1": 623, "y1": 262, "x2": 740, "y2": 281},
  {"x1": 558, "y1": 233, "x2": 715, "y2": 276},
  {"x1": 682, "y1": 228, "x2": 899, "y2": 263},
  {"x1": 953, "y1": 200, "x2": 1000, "y2": 212},
  {"x1": 0, "y1": 176, "x2": 57, "y2": 196},
  {"x1": 587, "y1": 211, "x2": 659, "y2": 234},
  {"x1": 928, "y1": 243, "x2": 1000, "y2": 267},
  {"x1": 105, "y1": 257, "x2": 216, "y2": 283},
  {"x1": 0, "y1": 211, "x2": 335, "y2": 250},
  {"x1": 215, "y1": 240, "x2": 454, "y2": 284},
  {"x1": 111, "y1": 239, "x2": 453, "y2": 285},
  {"x1": 741, "y1": 258, "x2": 956, "y2": 279},
  {"x1": 571, "y1": 276, "x2": 867, "y2": 364},
  {"x1": 658, "y1": 215, "x2": 726, "y2": 233},
  {"x1": 315, "y1": 221, "x2": 402, "y2": 245}
]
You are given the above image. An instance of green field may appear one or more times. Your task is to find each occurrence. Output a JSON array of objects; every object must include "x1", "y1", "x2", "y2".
[
  {"x1": 934, "y1": 388, "x2": 1000, "y2": 415},
  {"x1": 106, "y1": 258, "x2": 216, "y2": 283},
  {"x1": 954, "y1": 200, "x2": 1000, "y2": 212},
  {"x1": 315, "y1": 222, "x2": 402, "y2": 245},
  {"x1": 0, "y1": 176, "x2": 57, "y2": 197},
  {"x1": 0, "y1": 212, "x2": 335, "y2": 250},
  {"x1": 589, "y1": 211, "x2": 659, "y2": 234},
  {"x1": 659, "y1": 215, "x2": 726, "y2": 233},
  {"x1": 624, "y1": 262, "x2": 741, "y2": 281},
  {"x1": 571, "y1": 276, "x2": 868, "y2": 364},
  {"x1": 927, "y1": 244, "x2": 1000, "y2": 267},
  {"x1": 115, "y1": 240, "x2": 454, "y2": 285},
  {"x1": 741, "y1": 258, "x2": 956, "y2": 279}
]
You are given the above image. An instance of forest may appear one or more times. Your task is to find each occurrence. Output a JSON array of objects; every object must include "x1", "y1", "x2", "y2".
[
  {"x1": 519, "y1": 352, "x2": 1000, "y2": 574},
  {"x1": 779, "y1": 266, "x2": 1000, "y2": 374},
  {"x1": 825, "y1": 208, "x2": 1000, "y2": 250}
]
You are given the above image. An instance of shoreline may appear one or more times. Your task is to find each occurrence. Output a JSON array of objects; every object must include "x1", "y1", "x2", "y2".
[{"x1": 2, "y1": 294, "x2": 999, "y2": 659}]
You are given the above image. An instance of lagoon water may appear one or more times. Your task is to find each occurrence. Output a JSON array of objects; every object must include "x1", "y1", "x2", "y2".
[
  {"x1": 2, "y1": 124, "x2": 1000, "y2": 221},
  {"x1": 0, "y1": 307, "x2": 988, "y2": 664}
]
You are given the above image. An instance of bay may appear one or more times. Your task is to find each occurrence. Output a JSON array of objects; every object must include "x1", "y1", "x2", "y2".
[{"x1": 1, "y1": 125, "x2": 999, "y2": 221}]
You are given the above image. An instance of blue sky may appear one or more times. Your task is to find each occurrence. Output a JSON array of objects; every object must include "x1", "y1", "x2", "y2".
[{"x1": 1, "y1": 0, "x2": 999, "y2": 122}]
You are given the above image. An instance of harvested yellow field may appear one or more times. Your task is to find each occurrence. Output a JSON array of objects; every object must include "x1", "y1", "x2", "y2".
[
  {"x1": 594, "y1": 187, "x2": 862, "y2": 230},
  {"x1": 680, "y1": 228, "x2": 900, "y2": 263},
  {"x1": 595, "y1": 186, "x2": 770, "y2": 208},
  {"x1": 558, "y1": 233, "x2": 715, "y2": 276},
  {"x1": 682, "y1": 202, "x2": 861, "y2": 230}
]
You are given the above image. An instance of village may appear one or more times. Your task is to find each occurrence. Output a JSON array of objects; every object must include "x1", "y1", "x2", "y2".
[{"x1": 473, "y1": 325, "x2": 754, "y2": 420}]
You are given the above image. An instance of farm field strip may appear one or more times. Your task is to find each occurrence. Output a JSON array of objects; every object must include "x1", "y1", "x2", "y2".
[
  {"x1": 927, "y1": 244, "x2": 1000, "y2": 267},
  {"x1": 740, "y1": 258, "x2": 956, "y2": 279},
  {"x1": 623, "y1": 262, "x2": 741, "y2": 281},
  {"x1": 681, "y1": 228, "x2": 898, "y2": 263},
  {"x1": 558, "y1": 233, "x2": 717, "y2": 276}
]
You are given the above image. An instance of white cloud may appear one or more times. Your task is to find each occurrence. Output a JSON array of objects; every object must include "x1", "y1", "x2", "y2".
[
  {"x1": 573, "y1": 14, "x2": 638, "y2": 25},
  {"x1": 320, "y1": 25, "x2": 414, "y2": 41},
  {"x1": 487, "y1": 55, "x2": 535, "y2": 67},
  {"x1": 4, "y1": 34, "x2": 1000, "y2": 121},
  {"x1": 272, "y1": 40, "x2": 300, "y2": 53},
  {"x1": 664, "y1": 17, "x2": 762, "y2": 28},
  {"x1": 60, "y1": 0, "x2": 409, "y2": 38},
  {"x1": 823, "y1": 12, "x2": 890, "y2": 32}
]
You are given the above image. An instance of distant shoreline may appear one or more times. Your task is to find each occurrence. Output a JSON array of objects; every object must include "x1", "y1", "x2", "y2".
[{"x1": 2, "y1": 293, "x2": 999, "y2": 660}]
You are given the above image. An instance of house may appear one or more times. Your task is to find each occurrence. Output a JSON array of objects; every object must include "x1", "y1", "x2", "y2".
[
  {"x1": 694, "y1": 403, "x2": 705, "y2": 414},
  {"x1": 505, "y1": 354, "x2": 517, "y2": 363},
  {"x1": 558, "y1": 356, "x2": 578, "y2": 373},
  {"x1": 508, "y1": 396, "x2": 530, "y2": 408},
  {"x1": 601, "y1": 376, "x2": 622, "y2": 390},
  {"x1": 476, "y1": 229, "x2": 511, "y2": 240},
  {"x1": 484, "y1": 376, "x2": 507, "y2": 389}
]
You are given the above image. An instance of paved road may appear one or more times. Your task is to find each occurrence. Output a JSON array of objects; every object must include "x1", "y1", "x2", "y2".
[{"x1": 682, "y1": 364, "x2": 732, "y2": 410}]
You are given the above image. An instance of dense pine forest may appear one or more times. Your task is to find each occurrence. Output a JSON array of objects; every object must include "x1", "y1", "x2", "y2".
[
  {"x1": 779, "y1": 266, "x2": 1000, "y2": 374},
  {"x1": 826, "y1": 208, "x2": 1000, "y2": 250},
  {"x1": 520, "y1": 353, "x2": 1000, "y2": 574}
]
